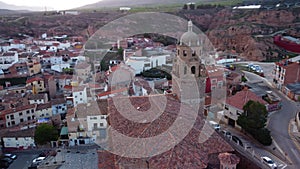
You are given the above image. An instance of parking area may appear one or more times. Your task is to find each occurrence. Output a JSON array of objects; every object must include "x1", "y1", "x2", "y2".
[{"x1": 7, "y1": 150, "x2": 42, "y2": 169}]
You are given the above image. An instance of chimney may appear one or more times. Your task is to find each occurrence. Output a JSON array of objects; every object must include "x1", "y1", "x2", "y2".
[{"x1": 218, "y1": 152, "x2": 240, "y2": 169}]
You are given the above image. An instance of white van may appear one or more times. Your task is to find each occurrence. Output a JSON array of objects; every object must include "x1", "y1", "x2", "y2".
[{"x1": 208, "y1": 121, "x2": 220, "y2": 130}]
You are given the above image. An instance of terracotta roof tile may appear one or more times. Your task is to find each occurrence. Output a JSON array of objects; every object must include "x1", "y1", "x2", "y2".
[
  {"x1": 26, "y1": 77, "x2": 44, "y2": 84},
  {"x1": 98, "y1": 95, "x2": 233, "y2": 168},
  {"x1": 226, "y1": 89, "x2": 267, "y2": 110}
]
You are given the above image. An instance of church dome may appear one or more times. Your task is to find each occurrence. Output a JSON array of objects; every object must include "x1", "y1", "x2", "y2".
[{"x1": 180, "y1": 21, "x2": 200, "y2": 47}]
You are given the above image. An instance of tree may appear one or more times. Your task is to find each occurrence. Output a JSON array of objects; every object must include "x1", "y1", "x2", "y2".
[
  {"x1": 117, "y1": 47, "x2": 124, "y2": 56},
  {"x1": 183, "y1": 4, "x2": 188, "y2": 10},
  {"x1": 34, "y1": 124, "x2": 59, "y2": 145},
  {"x1": 237, "y1": 100, "x2": 272, "y2": 146},
  {"x1": 190, "y1": 3, "x2": 195, "y2": 10}
]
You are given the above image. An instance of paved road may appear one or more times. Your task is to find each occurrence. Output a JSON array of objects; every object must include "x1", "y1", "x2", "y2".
[
  {"x1": 8, "y1": 150, "x2": 41, "y2": 169},
  {"x1": 220, "y1": 125, "x2": 287, "y2": 169},
  {"x1": 268, "y1": 91, "x2": 300, "y2": 169},
  {"x1": 244, "y1": 69, "x2": 300, "y2": 169}
]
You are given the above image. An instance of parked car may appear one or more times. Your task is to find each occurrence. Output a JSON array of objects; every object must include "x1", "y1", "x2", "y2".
[
  {"x1": 221, "y1": 130, "x2": 231, "y2": 138},
  {"x1": 3, "y1": 153, "x2": 17, "y2": 160},
  {"x1": 0, "y1": 157, "x2": 12, "y2": 164},
  {"x1": 261, "y1": 156, "x2": 277, "y2": 169},
  {"x1": 208, "y1": 121, "x2": 221, "y2": 131},
  {"x1": 231, "y1": 135, "x2": 243, "y2": 147},
  {"x1": 32, "y1": 157, "x2": 45, "y2": 165}
]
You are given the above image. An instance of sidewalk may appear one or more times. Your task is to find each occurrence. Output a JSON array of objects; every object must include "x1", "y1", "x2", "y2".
[
  {"x1": 221, "y1": 124, "x2": 288, "y2": 163},
  {"x1": 289, "y1": 119, "x2": 300, "y2": 152}
]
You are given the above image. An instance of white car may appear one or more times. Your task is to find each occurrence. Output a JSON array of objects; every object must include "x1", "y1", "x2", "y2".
[
  {"x1": 261, "y1": 156, "x2": 277, "y2": 169},
  {"x1": 3, "y1": 153, "x2": 17, "y2": 160},
  {"x1": 208, "y1": 121, "x2": 220, "y2": 130},
  {"x1": 32, "y1": 156, "x2": 46, "y2": 164}
]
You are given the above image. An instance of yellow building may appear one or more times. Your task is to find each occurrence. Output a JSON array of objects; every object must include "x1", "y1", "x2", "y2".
[
  {"x1": 26, "y1": 77, "x2": 46, "y2": 93},
  {"x1": 27, "y1": 62, "x2": 41, "y2": 76}
]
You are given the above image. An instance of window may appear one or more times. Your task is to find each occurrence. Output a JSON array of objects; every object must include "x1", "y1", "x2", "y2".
[
  {"x1": 80, "y1": 92, "x2": 82, "y2": 95},
  {"x1": 93, "y1": 123, "x2": 97, "y2": 129},
  {"x1": 90, "y1": 117, "x2": 97, "y2": 120},
  {"x1": 225, "y1": 105, "x2": 229, "y2": 110},
  {"x1": 100, "y1": 123, "x2": 104, "y2": 127},
  {"x1": 27, "y1": 110, "x2": 30, "y2": 114},
  {"x1": 191, "y1": 66, "x2": 196, "y2": 74},
  {"x1": 101, "y1": 116, "x2": 105, "y2": 119},
  {"x1": 10, "y1": 115, "x2": 14, "y2": 120},
  {"x1": 80, "y1": 98, "x2": 83, "y2": 101},
  {"x1": 20, "y1": 118, "x2": 24, "y2": 122},
  {"x1": 183, "y1": 50, "x2": 187, "y2": 57},
  {"x1": 31, "y1": 109, "x2": 34, "y2": 113},
  {"x1": 11, "y1": 121, "x2": 15, "y2": 125},
  {"x1": 32, "y1": 115, "x2": 35, "y2": 119},
  {"x1": 7, "y1": 122, "x2": 10, "y2": 126},
  {"x1": 19, "y1": 112, "x2": 23, "y2": 116},
  {"x1": 192, "y1": 50, "x2": 196, "y2": 56},
  {"x1": 6, "y1": 115, "x2": 9, "y2": 119},
  {"x1": 211, "y1": 79, "x2": 217, "y2": 84},
  {"x1": 27, "y1": 116, "x2": 31, "y2": 120}
]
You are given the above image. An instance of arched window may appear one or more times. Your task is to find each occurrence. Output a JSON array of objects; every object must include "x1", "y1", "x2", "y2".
[
  {"x1": 183, "y1": 50, "x2": 187, "y2": 57},
  {"x1": 191, "y1": 66, "x2": 196, "y2": 74},
  {"x1": 192, "y1": 50, "x2": 196, "y2": 57}
]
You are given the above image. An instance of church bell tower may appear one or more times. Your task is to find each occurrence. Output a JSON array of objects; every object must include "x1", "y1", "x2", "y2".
[{"x1": 172, "y1": 21, "x2": 207, "y2": 105}]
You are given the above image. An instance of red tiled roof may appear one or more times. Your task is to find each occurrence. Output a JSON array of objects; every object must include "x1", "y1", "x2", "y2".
[
  {"x1": 98, "y1": 95, "x2": 233, "y2": 168},
  {"x1": 2, "y1": 52, "x2": 15, "y2": 56},
  {"x1": 226, "y1": 89, "x2": 267, "y2": 110},
  {"x1": 50, "y1": 98, "x2": 66, "y2": 105},
  {"x1": 97, "y1": 88, "x2": 127, "y2": 97},
  {"x1": 75, "y1": 62, "x2": 90, "y2": 69},
  {"x1": 133, "y1": 78, "x2": 153, "y2": 93},
  {"x1": 63, "y1": 85, "x2": 73, "y2": 90},
  {"x1": 207, "y1": 66, "x2": 224, "y2": 81},
  {"x1": 36, "y1": 103, "x2": 51, "y2": 111},
  {"x1": 0, "y1": 128, "x2": 35, "y2": 137},
  {"x1": 26, "y1": 77, "x2": 44, "y2": 84},
  {"x1": 55, "y1": 75, "x2": 73, "y2": 80},
  {"x1": 52, "y1": 42, "x2": 60, "y2": 46},
  {"x1": 0, "y1": 104, "x2": 36, "y2": 115}
]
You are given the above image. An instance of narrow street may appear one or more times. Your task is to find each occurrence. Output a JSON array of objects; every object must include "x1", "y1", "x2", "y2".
[{"x1": 243, "y1": 68, "x2": 300, "y2": 169}]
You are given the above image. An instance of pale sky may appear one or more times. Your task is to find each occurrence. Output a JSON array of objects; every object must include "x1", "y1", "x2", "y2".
[{"x1": 2, "y1": 0, "x2": 102, "y2": 10}]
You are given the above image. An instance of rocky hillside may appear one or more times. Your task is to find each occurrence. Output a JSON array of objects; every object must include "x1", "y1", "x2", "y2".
[
  {"x1": 178, "y1": 7, "x2": 300, "y2": 61},
  {"x1": 0, "y1": 7, "x2": 300, "y2": 61}
]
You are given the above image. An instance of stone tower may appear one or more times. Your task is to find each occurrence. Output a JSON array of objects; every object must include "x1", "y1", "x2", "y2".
[{"x1": 172, "y1": 21, "x2": 207, "y2": 106}]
